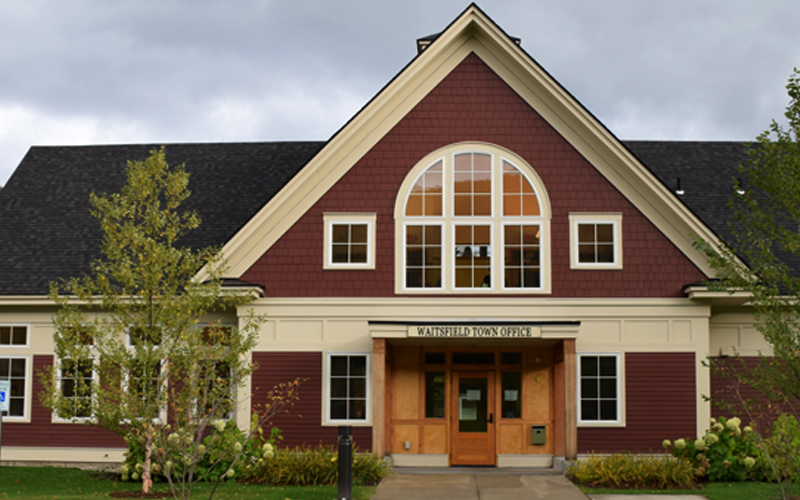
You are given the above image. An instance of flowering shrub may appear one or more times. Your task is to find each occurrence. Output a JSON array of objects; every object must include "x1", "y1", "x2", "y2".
[
  {"x1": 120, "y1": 414, "x2": 282, "y2": 484},
  {"x1": 664, "y1": 416, "x2": 758, "y2": 482}
]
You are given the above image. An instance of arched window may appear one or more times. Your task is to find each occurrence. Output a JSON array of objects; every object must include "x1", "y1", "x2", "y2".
[{"x1": 395, "y1": 143, "x2": 551, "y2": 294}]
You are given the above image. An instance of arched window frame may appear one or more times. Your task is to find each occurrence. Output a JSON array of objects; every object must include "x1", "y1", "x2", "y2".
[{"x1": 394, "y1": 143, "x2": 552, "y2": 294}]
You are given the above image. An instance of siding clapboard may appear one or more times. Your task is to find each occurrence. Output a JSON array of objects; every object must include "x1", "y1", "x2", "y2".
[
  {"x1": 252, "y1": 352, "x2": 372, "y2": 450},
  {"x1": 578, "y1": 352, "x2": 696, "y2": 453}
]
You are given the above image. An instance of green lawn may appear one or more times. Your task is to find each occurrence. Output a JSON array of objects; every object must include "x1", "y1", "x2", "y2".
[
  {"x1": 0, "y1": 466, "x2": 375, "y2": 500},
  {"x1": 581, "y1": 481, "x2": 800, "y2": 500}
]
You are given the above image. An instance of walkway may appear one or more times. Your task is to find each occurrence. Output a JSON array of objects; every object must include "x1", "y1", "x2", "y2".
[{"x1": 370, "y1": 468, "x2": 709, "y2": 500}]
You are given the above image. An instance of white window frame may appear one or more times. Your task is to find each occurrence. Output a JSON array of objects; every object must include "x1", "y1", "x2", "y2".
[
  {"x1": 323, "y1": 352, "x2": 371, "y2": 426},
  {"x1": 0, "y1": 324, "x2": 30, "y2": 348},
  {"x1": 0, "y1": 355, "x2": 31, "y2": 422},
  {"x1": 394, "y1": 143, "x2": 552, "y2": 294},
  {"x1": 124, "y1": 327, "x2": 167, "y2": 424},
  {"x1": 569, "y1": 213, "x2": 623, "y2": 270},
  {"x1": 577, "y1": 352, "x2": 624, "y2": 427},
  {"x1": 54, "y1": 354, "x2": 97, "y2": 423},
  {"x1": 194, "y1": 324, "x2": 237, "y2": 421},
  {"x1": 323, "y1": 213, "x2": 376, "y2": 270}
]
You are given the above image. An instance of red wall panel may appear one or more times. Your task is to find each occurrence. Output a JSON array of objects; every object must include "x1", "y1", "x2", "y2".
[
  {"x1": 709, "y1": 356, "x2": 795, "y2": 427},
  {"x1": 251, "y1": 352, "x2": 372, "y2": 451},
  {"x1": 241, "y1": 54, "x2": 705, "y2": 298},
  {"x1": 2, "y1": 355, "x2": 123, "y2": 449},
  {"x1": 578, "y1": 352, "x2": 696, "y2": 453}
]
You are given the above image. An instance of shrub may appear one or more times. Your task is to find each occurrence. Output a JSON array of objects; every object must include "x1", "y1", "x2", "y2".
[
  {"x1": 240, "y1": 445, "x2": 390, "y2": 487},
  {"x1": 665, "y1": 416, "x2": 759, "y2": 482},
  {"x1": 568, "y1": 453, "x2": 697, "y2": 489},
  {"x1": 759, "y1": 414, "x2": 800, "y2": 482}
]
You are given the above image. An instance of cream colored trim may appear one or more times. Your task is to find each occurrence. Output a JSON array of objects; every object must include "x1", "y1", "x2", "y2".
[
  {"x1": 390, "y1": 453, "x2": 449, "y2": 467},
  {"x1": 686, "y1": 286, "x2": 752, "y2": 306},
  {"x1": 1, "y1": 446, "x2": 125, "y2": 464},
  {"x1": 393, "y1": 142, "x2": 552, "y2": 295},
  {"x1": 497, "y1": 454, "x2": 554, "y2": 468},
  {"x1": 569, "y1": 213, "x2": 623, "y2": 270},
  {"x1": 197, "y1": 6, "x2": 724, "y2": 283},
  {"x1": 323, "y1": 213, "x2": 376, "y2": 270},
  {"x1": 0, "y1": 296, "x2": 55, "y2": 306}
]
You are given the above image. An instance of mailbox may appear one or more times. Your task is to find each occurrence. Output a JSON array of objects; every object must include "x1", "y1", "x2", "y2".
[{"x1": 531, "y1": 425, "x2": 546, "y2": 445}]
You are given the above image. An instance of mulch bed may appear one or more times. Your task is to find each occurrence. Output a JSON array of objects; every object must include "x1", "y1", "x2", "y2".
[{"x1": 108, "y1": 492, "x2": 172, "y2": 499}]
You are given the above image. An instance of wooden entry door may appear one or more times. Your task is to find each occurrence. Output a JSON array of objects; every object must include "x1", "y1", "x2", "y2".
[{"x1": 450, "y1": 371, "x2": 495, "y2": 466}]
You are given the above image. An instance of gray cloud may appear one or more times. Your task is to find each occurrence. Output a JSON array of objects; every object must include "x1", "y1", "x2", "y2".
[{"x1": 1, "y1": 0, "x2": 799, "y2": 185}]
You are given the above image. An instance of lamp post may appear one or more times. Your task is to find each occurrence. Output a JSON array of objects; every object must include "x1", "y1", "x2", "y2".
[{"x1": 337, "y1": 426, "x2": 353, "y2": 500}]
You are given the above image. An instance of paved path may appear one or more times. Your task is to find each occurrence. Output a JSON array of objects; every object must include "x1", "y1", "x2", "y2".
[{"x1": 370, "y1": 470, "x2": 709, "y2": 500}]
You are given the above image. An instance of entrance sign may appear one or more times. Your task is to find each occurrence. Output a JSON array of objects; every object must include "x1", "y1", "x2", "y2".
[
  {"x1": 409, "y1": 325, "x2": 541, "y2": 338},
  {"x1": 0, "y1": 380, "x2": 9, "y2": 412}
]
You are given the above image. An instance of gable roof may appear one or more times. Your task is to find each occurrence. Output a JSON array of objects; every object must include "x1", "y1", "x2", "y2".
[
  {"x1": 201, "y1": 4, "x2": 728, "y2": 281},
  {"x1": 0, "y1": 142, "x2": 323, "y2": 296}
]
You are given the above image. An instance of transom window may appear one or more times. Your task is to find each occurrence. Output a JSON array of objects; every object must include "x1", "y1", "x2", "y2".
[
  {"x1": 0, "y1": 325, "x2": 28, "y2": 346},
  {"x1": 396, "y1": 144, "x2": 551, "y2": 293}
]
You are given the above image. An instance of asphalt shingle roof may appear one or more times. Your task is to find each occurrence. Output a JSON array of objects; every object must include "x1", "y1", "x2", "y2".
[
  {"x1": 0, "y1": 139, "x2": 769, "y2": 296},
  {"x1": 0, "y1": 142, "x2": 324, "y2": 295}
]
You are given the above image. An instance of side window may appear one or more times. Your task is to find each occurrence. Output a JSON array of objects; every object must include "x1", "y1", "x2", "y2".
[
  {"x1": 0, "y1": 325, "x2": 28, "y2": 347},
  {"x1": 327, "y1": 353, "x2": 370, "y2": 424},
  {"x1": 0, "y1": 356, "x2": 28, "y2": 418},
  {"x1": 324, "y1": 214, "x2": 376, "y2": 270},
  {"x1": 57, "y1": 329, "x2": 95, "y2": 421},
  {"x1": 569, "y1": 214, "x2": 622, "y2": 269},
  {"x1": 198, "y1": 325, "x2": 235, "y2": 420},
  {"x1": 578, "y1": 353, "x2": 621, "y2": 424}
]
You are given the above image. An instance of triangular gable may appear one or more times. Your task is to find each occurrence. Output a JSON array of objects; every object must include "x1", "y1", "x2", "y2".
[{"x1": 205, "y1": 4, "x2": 723, "y2": 282}]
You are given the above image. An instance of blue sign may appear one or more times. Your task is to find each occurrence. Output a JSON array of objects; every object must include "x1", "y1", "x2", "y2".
[{"x1": 0, "y1": 380, "x2": 9, "y2": 412}]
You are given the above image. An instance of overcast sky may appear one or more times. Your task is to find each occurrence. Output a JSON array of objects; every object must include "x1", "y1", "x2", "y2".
[{"x1": 1, "y1": 0, "x2": 799, "y2": 186}]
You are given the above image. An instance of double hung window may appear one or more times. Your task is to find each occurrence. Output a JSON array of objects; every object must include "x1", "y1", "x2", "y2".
[
  {"x1": 326, "y1": 353, "x2": 369, "y2": 424},
  {"x1": 0, "y1": 356, "x2": 27, "y2": 418},
  {"x1": 578, "y1": 353, "x2": 622, "y2": 424},
  {"x1": 397, "y1": 144, "x2": 551, "y2": 293}
]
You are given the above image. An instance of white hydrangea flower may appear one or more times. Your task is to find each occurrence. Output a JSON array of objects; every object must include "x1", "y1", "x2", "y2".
[
  {"x1": 744, "y1": 426, "x2": 753, "y2": 434},
  {"x1": 662, "y1": 439, "x2": 671, "y2": 449},
  {"x1": 213, "y1": 419, "x2": 226, "y2": 433},
  {"x1": 233, "y1": 442, "x2": 243, "y2": 452},
  {"x1": 704, "y1": 433, "x2": 719, "y2": 445},
  {"x1": 226, "y1": 468, "x2": 235, "y2": 479},
  {"x1": 674, "y1": 439, "x2": 686, "y2": 449},
  {"x1": 712, "y1": 423, "x2": 724, "y2": 432},
  {"x1": 727, "y1": 418, "x2": 741, "y2": 431},
  {"x1": 694, "y1": 438, "x2": 707, "y2": 451},
  {"x1": 262, "y1": 443, "x2": 275, "y2": 458},
  {"x1": 744, "y1": 457, "x2": 756, "y2": 469}
]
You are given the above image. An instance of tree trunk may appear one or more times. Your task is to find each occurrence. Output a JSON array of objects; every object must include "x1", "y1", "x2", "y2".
[{"x1": 143, "y1": 427, "x2": 153, "y2": 494}]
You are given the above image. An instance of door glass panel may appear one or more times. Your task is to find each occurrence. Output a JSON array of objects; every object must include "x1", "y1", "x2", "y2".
[
  {"x1": 458, "y1": 377, "x2": 488, "y2": 433},
  {"x1": 425, "y1": 372, "x2": 445, "y2": 418}
]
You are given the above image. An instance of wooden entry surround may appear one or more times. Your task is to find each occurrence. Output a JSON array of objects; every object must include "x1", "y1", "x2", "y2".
[{"x1": 373, "y1": 340, "x2": 577, "y2": 466}]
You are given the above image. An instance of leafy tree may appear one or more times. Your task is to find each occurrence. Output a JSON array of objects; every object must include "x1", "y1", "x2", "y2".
[
  {"x1": 39, "y1": 148, "x2": 294, "y2": 499},
  {"x1": 698, "y1": 70, "x2": 800, "y2": 495}
]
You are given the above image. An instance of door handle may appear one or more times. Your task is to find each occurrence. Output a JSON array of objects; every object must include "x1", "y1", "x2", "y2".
[{"x1": 488, "y1": 413, "x2": 494, "y2": 424}]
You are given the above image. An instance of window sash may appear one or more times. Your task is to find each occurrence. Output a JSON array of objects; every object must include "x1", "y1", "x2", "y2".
[
  {"x1": 327, "y1": 353, "x2": 370, "y2": 424},
  {"x1": 0, "y1": 356, "x2": 28, "y2": 419},
  {"x1": 578, "y1": 354, "x2": 621, "y2": 424},
  {"x1": 0, "y1": 325, "x2": 29, "y2": 347}
]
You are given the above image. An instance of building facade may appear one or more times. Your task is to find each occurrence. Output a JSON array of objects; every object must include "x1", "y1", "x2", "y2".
[{"x1": 0, "y1": 5, "x2": 766, "y2": 468}]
